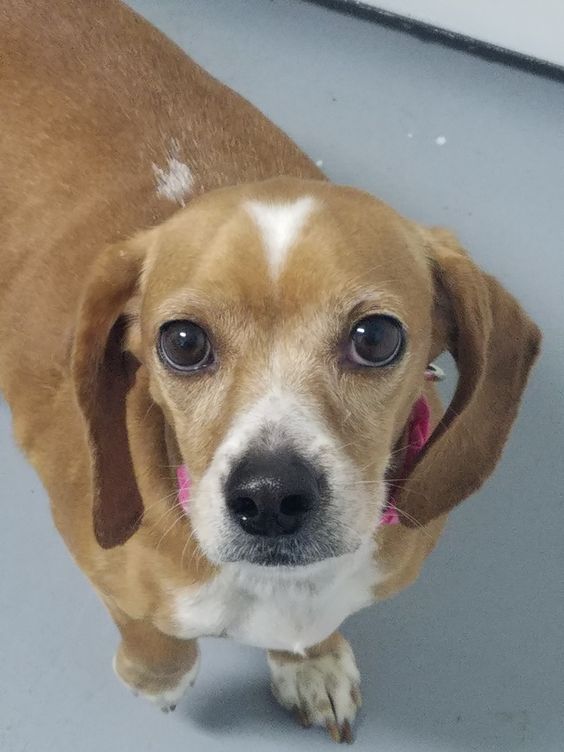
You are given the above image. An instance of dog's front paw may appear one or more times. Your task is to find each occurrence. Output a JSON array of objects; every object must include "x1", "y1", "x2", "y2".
[
  {"x1": 268, "y1": 635, "x2": 361, "y2": 743},
  {"x1": 112, "y1": 645, "x2": 200, "y2": 713}
]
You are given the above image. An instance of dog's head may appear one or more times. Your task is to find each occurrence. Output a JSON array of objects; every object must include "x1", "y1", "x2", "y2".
[{"x1": 72, "y1": 178, "x2": 540, "y2": 568}]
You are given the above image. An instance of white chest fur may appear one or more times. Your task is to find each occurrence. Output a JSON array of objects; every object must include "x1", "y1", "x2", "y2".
[{"x1": 171, "y1": 542, "x2": 381, "y2": 653}]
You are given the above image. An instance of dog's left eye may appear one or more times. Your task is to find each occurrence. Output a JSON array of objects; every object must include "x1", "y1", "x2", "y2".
[
  {"x1": 348, "y1": 315, "x2": 405, "y2": 367},
  {"x1": 158, "y1": 320, "x2": 213, "y2": 372}
]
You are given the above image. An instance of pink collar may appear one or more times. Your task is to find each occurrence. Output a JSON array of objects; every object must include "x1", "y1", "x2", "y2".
[
  {"x1": 381, "y1": 394, "x2": 430, "y2": 525},
  {"x1": 176, "y1": 395, "x2": 432, "y2": 527},
  {"x1": 177, "y1": 464, "x2": 191, "y2": 510}
]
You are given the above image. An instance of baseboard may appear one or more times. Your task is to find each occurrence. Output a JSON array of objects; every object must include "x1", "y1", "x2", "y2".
[{"x1": 305, "y1": 0, "x2": 564, "y2": 83}]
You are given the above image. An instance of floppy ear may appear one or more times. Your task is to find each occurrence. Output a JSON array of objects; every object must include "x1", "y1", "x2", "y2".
[
  {"x1": 398, "y1": 229, "x2": 541, "y2": 527},
  {"x1": 72, "y1": 237, "x2": 148, "y2": 549}
]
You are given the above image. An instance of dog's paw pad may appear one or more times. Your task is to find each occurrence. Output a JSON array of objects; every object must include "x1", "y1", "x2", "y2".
[{"x1": 269, "y1": 637, "x2": 361, "y2": 743}]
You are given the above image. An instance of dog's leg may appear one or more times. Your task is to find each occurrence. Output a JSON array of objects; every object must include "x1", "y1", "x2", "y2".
[
  {"x1": 109, "y1": 605, "x2": 200, "y2": 712},
  {"x1": 267, "y1": 632, "x2": 361, "y2": 743}
]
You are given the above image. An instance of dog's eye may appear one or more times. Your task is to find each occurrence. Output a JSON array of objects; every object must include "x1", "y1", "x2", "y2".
[
  {"x1": 158, "y1": 321, "x2": 213, "y2": 372},
  {"x1": 349, "y1": 315, "x2": 405, "y2": 367}
]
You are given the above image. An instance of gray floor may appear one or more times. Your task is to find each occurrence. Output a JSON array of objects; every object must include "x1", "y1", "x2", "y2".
[{"x1": 1, "y1": 1, "x2": 563, "y2": 750}]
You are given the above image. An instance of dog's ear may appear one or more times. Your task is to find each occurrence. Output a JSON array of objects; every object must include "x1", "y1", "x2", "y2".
[
  {"x1": 72, "y1": 235, "x2": 150, "y2": 548},
  {"x1": 398, "y1": 229, "x2": 541, "y2": 527}
]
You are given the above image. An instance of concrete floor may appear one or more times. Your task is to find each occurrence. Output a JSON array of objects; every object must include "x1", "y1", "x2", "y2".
[{"x1": 1, "y1": 1, "x2": 563, "y2": 751}]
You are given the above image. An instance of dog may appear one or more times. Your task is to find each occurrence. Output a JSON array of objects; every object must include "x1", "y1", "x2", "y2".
[{"x1": 0, "y1": 0, "x2": 540, "y2": 743}]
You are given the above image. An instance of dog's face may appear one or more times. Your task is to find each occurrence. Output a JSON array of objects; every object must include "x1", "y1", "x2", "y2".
[
  {"x1": 72, "y1": 178, "x2": 540, "y2": 564},
  {"x1": 137, "y1": 182, "x2": 432, "y2": 566}
]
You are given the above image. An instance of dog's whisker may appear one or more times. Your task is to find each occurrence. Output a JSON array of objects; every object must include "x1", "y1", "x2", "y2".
[
  {"x1": 180, "y1": 526, "x2": 199, "y2": 571},
  {"x1": 391, "y1": 504, "x2": 428, "y2": 532},
  {"x1": 142, "y1": 400, "x2": 156, "y2": 423},
  {"x1": 155, "y1": 511, "x2": 187, "y2": 551},
  {"x1": 142, "y1": 494, "x2": 182, "y2": 522},
  {"x1": 146, "y1": 497, "x2": 187, "y2": 532}
]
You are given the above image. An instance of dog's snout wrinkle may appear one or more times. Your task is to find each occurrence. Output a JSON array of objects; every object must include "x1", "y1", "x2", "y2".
[{"x1": 225, "y1": 451, "x2": 321, "y2": 538}]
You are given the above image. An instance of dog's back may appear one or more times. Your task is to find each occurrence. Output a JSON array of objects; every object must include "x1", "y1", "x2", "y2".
[{"x1": 0, "y1": 0, "x2": 320, "y2": 405}]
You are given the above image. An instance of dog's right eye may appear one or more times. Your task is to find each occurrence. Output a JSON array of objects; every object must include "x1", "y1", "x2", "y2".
[{"x1": 158, "y1": 320, "x2": 213, "y2": 372}]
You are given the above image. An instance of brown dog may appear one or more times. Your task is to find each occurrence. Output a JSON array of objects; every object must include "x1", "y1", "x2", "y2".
[{"x1": 0, "y1": 0, "x2": 540, "y2": 743}]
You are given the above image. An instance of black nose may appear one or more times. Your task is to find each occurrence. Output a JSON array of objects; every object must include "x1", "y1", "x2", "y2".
[{"x1": 225, "y1": 452, "x2": 321, "y2": 537}]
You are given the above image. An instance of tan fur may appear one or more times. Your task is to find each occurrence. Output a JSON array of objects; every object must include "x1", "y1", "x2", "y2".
[
  {"x1": 0, "y1": 0, "x2": 540, "y2": 742},
  {"x1": 110, "y1": 598, "x2": 199, "y2": 705}
]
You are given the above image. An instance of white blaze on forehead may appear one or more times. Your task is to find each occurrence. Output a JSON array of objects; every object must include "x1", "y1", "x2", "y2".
[
  {"x1": 245, "y1": 196, "x2": 318, "y2": 277},
  {"x1": 152, "y1": 139, "x2": 194, "y2": 207}
]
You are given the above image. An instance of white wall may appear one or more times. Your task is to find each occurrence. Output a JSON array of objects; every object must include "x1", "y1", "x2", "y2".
[{"x1": 358, "y1": 0, "x2": 564, "y2": 68}]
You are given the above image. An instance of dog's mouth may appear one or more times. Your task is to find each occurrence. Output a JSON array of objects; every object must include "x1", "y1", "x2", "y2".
[{"x1": 217, "y1": 523, "x2": 354, "y2": 567}]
